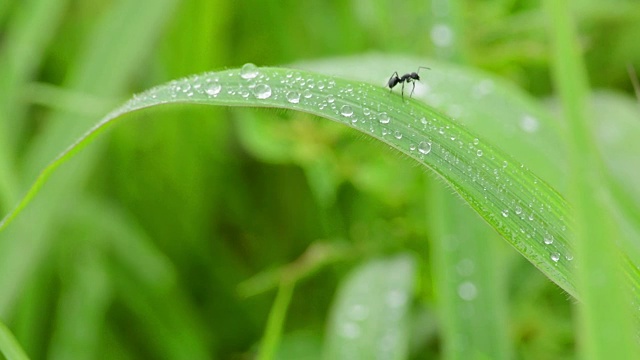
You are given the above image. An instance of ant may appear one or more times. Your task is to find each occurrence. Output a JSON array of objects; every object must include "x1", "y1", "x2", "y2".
[{"x1": 387, "y1": 66, "x2": 430, "y2": 99}]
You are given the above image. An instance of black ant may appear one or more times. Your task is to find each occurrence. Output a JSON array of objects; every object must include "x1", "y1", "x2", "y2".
[{"x1": 387, "y1": 66, "x2": 430, "y2": 99}]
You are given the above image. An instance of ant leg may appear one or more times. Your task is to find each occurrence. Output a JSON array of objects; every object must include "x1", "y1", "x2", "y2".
[
  {"x1": 401, "y1": 81, "x2": 405, "y2": 100},
  {"x1": 410, "y1": 81, "x2": 416, "y2": 98},
  {"x1": 388, "y1": 72, "x2": 399, "y2": 93}
]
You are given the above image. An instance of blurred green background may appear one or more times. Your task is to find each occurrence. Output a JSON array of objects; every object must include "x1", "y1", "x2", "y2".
[{"x1": 1, "y1": 0, "x2": 639, "y2": 359}]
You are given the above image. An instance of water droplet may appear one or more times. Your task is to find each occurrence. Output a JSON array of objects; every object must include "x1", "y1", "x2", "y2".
[
  {"x1": 386, "y1": 290, "x2": 407, "y2": 308},
  {"x1": 302, "y1": 89, "x2": 312, "y2": 98},
  {"x1": 350, "y1": 304, "x2": 369, "y2": 321},
  {"x1": 551, "y1": 253, "x2": 560, "y2": 262},
  {"x1": 420, "y1": 117, "x2": 428, "y2": 125},
  {"x1": 458, "y1": 281, "x2": 478, "y2": 301},
  {"x1": 502, "y1": 209, "x2": 509, "y2": 217},
  {"x1": 418, "y1": 141, "x2": 432, "y2": 154},
  {"x1": 431, "y1": 23, "x2": 454, "y2": 47},
  {"x1": 363, "y1": 107, "x2": 371, "y2": 115},
  {"x1": 521, "y1": 114, "x2": 539, "y2": 133},
  {"x1": 476, "y1": 150, "x2": 483, "y2": 157},
  {"x1": 515, "y1": 206, "x2": 523, "y2": 215},
  {"x1": 326, "y1": 95, "x2": 335, "y2": 103},
  {"x1": 340, "y1": 105, "x2": 354, "y2": 117},
  {"x1": 544, "y1": 233, "x2": 554, "y2": 245},
  {"x1": 456, "y1": 259, "x2": 475, "y2": 276},
  {"x1": 566, "y1": 253, "x2": 574, "y2": 261},
  {"x1": 409, "y1": 144, "x2": 416, "y2": 151},
  {"x1": 472, "y1": 79, "x2": 495, "y2": 98},
  {"x1": 502, "y1": 161, "x2": 508, "y2": 168},
  {"x1": 205, "y1": 83, "x2": 221, "y2": 96},
  {"x1": 378, "y1": 112, "x2": 390, "y2": 124},
  {"x1": 240, "y1": 63, "x2": 259, "y2": 79},
  {"x1": 393, "y1": 131, "x2": 402, "y2": 139},
  {"x1": 253, "y1": 84, "x2": 271, "y2": 99},
  {"x1": 286, "y1": 91, "x2": 300, "y2": 103},
  {"x1": 473, "y1": 138, "x2": 479, "y2": 145},
  {"x1": 317, "y1": 81, "x2": 325, "y2": 89},
  {"x1": 340, "y1": 322, "x2": 361, "y2": 339}
]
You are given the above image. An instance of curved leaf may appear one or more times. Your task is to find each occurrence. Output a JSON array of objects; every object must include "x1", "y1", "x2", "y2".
[{"x1": 0, "y1": 65, "x2": 577, "y2": 296}]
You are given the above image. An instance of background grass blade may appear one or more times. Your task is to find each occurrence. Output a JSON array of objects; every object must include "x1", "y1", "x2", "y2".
[
  {"x1": 0, "y1": 0, "x2": 178, "y2": 317},
  {"x1": 324, "y1": 254, "x2": 417, "y2": 360},
  {"x1": 0, "y1": 320, "x2": 29, "y2": 360},
  {"x1": 2, "y1": 65, "x2": 582, "y2": 299},
  {"x1": 544, "y1": 0, "x2": 639, "y2": 357}
]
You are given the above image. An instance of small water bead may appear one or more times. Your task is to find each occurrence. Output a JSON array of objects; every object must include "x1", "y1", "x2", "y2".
[
  {"x1": 363, "y1": 107, "x2": 371, "y2": 115},
  {"x1": 515, "y1": 206, "x2": 523, "y2": 215},
  {"x1": 431, "y1": 23, "x2": 454, "y2": 47},
  {"x1": 240, "y1": 63, "x2": 259, "y2": 79},
  {"x1": 252, "y1": 84, "x2": 271, "y2": 99},
  {"x1": 340, "y1": 322, "x2": 361, "y2": 339},
  {"x1": 394, "y1": 131, "x2": 403, "y2": 139},
  {"x1": 205, "y1": 82, "x2": 222, "y2": 96},
  {"x1": 521, "y1": 114, "x2": 540, "y2": 133},
  {"x1": 317, "y1": 81, "x2": 325, "y2": 89},
  {"x1": 239, "y1": 89, "x2": 250, "y2": 98},
  {"x1": 350, "y1": 304, "x2": 369, "y2": 321},
  {"x1": 386, "y1": 290, "x2": 408, "y2": 308},
  {"x1": 326, "y1": 95, "x2": 335, "y2": 103},
  {"x1": 457, "y1": 281, "x2": 478, "y2": 301},
  {"x1": 378, "y1": 112, "x2": 390, "y2": 124},
  {"x1": 409, "y1": 144, "x2": 417, "y2": 151},
  {"x1": 501, "y1": 209, "x2": 509, "y2": 217},
  {"x1": 473, "y1": 138, "x2": 480, "y2": 145},
  {"x1": 286, "y1": 91, "x2": 300, "y2": 103},
  {"x1": 302, "y1": 89, "x2": 312, "y2": 98},
  {"x1": 543, "y1": 233, "x2": 554, "y2": 245},
  {"x1": 456, "y1": 259, "x2": 475, "y2": 276},
  {"x1": 418, "y1": 141, "x2": 432, "y2": 155},
  {"x1": 551, "y1": 253, "x2": 560, "y2": 262},
  {"x1": 476, "y1": 149, "x2": 483, "y2": 157},
  {"x1": 340, "y1": 105, "x2": 354, "y2": 117},
  {"x1": 566, "y1": 253, "x2": 574, "y2": 261}
]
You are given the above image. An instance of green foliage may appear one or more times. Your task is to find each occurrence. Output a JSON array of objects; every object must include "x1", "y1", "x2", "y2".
[{"x1": 1, "y1": 0, "x2": 639, "y2": 359}]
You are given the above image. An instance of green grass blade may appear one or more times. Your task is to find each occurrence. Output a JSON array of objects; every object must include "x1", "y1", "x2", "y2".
[
  {"x1": 0, "y1": 0, "x2": 178, "y2": 316},
  {"x1": 430, "y1": 189, "x2": 512, "y2": 359},
  {"x1": 324, "y1": 254, "x2": 417, "y2": 360},
  {"x1": 544, "y1": 0, "x2": 639, "y2": 357},
  {"x1": 257, "y1": 281, "x2": 295, "y2": 360},
  {"x1": 0, "y1": 64, "x2": 600, "y2": 299},
  {"x1": 0, "y1": 320, "x2": 30, "y2": 360},
  {"x1": 0, "y1": 0, "x2": 69, "y2": 210}
]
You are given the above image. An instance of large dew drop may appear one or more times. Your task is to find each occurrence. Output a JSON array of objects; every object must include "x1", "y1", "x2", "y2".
[
  {"x1": 378, "y1": 112, "x2": 390, "y2": 124},
  {"x1": 205, "y1": 83, "x2": 222, "y2": 96},
  {"x1": 252, "y1": 84, "x2": 272, "y2": 99},
  {"x1": 240, "y1": 63, "x2": 259, "y2": 79},
  {"x1": 286, "y1": 91, "x2": 300, "y2": 104},
  {"x1": 340, "y1": 105, "x2": 354, "y2": 117},
  {"x1": 418, "y1": 141, "x2": 431, "y2": 155}
]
